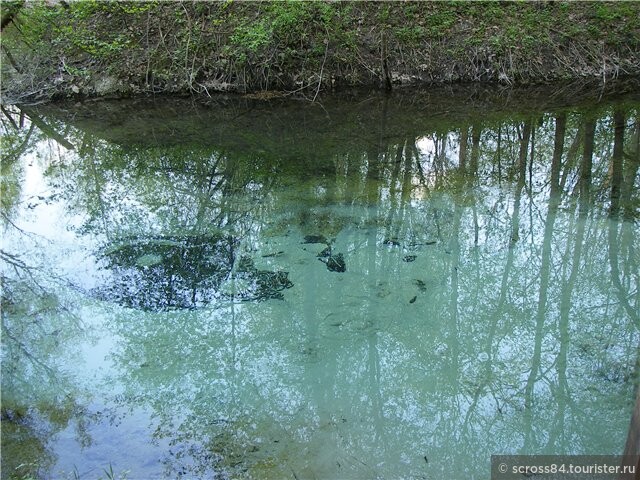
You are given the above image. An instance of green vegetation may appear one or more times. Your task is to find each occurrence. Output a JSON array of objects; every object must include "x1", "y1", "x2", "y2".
[{"x1": 1, "y1": 1, "x2": 639, "y2": 101}]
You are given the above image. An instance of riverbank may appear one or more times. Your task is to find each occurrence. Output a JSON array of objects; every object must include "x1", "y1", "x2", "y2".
[{"x1": 1, "y1": 1, "x2": 640, "y2": 104}]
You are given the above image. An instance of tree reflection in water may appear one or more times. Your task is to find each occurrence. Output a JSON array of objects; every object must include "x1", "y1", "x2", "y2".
[{"x1": 1, "y1": 87, "x2": 639, "y2": 479}]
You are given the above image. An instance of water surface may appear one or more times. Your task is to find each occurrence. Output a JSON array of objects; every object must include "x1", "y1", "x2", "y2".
[{"x1": 2, "y1": 86, "x2": 639, "y2": 479}]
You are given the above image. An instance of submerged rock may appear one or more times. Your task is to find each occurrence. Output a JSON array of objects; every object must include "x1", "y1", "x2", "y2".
[
  {"x1": 319, "y1": 253, "x2": 346, "y2": 273},
  {"x1": 135, "y1": 253, "x2": 163, "y2": 267},
  {"x1": 303, "y1": 234, "x2": 329, "y2": 244},
  {"x1": 413, "y1": 279, "x2": 427, "y2": 293},
  {"x1": 261, "y1": 251, "x2": 284, "y2": 258},
  {"x1": 232, "y1": 255, "x2": 294, "y2": 301},
  {"x1": 240, "y1": 270, "x2": 294, "y2": 302}
]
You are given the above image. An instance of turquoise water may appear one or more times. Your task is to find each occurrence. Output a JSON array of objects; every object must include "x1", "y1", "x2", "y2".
[{"x1": 1, "y1": 88, "x2": 639, "y2": 479}]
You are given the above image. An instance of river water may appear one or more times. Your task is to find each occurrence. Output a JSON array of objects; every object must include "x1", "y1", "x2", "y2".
[{"x1": 1, "y1": 85, "x2": 639, "y2": 479}]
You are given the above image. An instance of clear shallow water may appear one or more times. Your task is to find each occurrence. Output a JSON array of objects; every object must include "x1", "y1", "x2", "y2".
[{"x1": 1, "y1": 88, "x2": 639, "y2": 479}]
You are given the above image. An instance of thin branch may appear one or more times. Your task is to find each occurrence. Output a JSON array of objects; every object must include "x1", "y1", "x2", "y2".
[
  {"x1": 1, "y1": 104, "x2": 20, "y2": 130},
  {"x1": 20, "y1": 110, "x2": 74, "y2": 150},
  {"x1": 312, "y1": 36, "x2": 330, "y2": 103}
]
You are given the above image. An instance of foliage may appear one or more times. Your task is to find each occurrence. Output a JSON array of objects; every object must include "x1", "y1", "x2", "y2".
[{"x1": 227, "y1": 1, "x2": 354, "y2": 85}]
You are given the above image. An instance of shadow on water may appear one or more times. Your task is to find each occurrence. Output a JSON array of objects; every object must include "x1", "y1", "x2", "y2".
[{"x1": 1, "y1": 82, "x2": 640, "y2": 479}]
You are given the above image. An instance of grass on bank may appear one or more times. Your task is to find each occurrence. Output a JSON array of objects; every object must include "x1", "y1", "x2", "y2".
[{"x1": 1, "y1": 1, "x2": 639, "y2": 101}]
